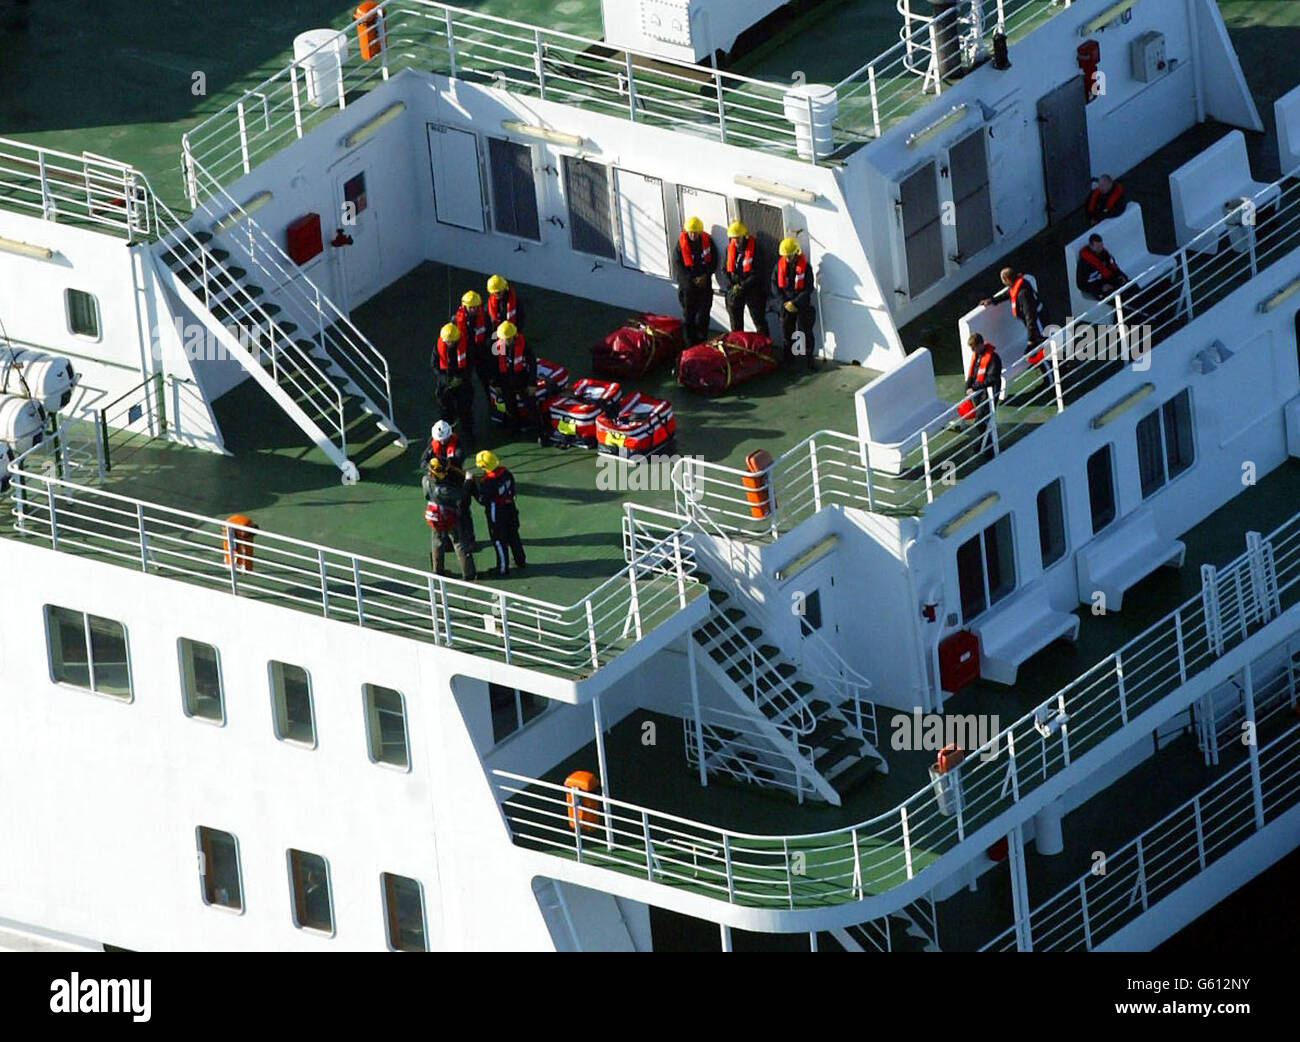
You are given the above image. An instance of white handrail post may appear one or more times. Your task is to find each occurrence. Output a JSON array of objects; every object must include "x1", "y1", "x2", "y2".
[
  {"x1": 534, "y1": 29, "x2": 547, "y2": 99},
  {"x1": 715, "y1": 72, "x2": 728, "y2": 145},
  {"x1": 1057, "y1": 692, "x2": 1071, "y2": 765},
  {"x1": 784, "y1": 838, "x2": 795, "y2": 908},
  {"x1": 920, "y1": 429, "x2": 934, "y2": 504},
  {"x1": 335, "y1": 46, "x2": 347, "y2": 112},
  {"x1": 1078, "y1": 877, "x2": 1093, "y2": 951},
  {"x1": 1135, "y1": 835, "x2": 1149, "y2": 910},
  {"x1": 688, "y1": 638, "x2": 708, "y2": 787},
  {"x1": 867, "y1": 64, "x2": 882, "y2": 137},
  {"x1": 722, "y1": 833, "x2": 735, "y2": 901},
  {"x1": 290, "y1": 64, "x2": 304, "y2": 138},
  {"x1": 135, "y1": 503, "x2": 149, "y2": 571},
  {"x1": 438, "y1": 575, "x2": 453, "y2": 646},
  {"x1": 352, "y1": 557, "x2": 366, "y2": 626},
  {"x1": 379, "y1": 11, "x2": 390, "y2": 81},
  {"x1": 806, "y1": 93, "x2": 818, "y2": 164},
  {"x1": 673, "y1": 531, "x2": 687, "y2": 607},
  {"x1": 1050, "y1": 333, "x2": 1066, "y2": 413},
  {"x1": 986, "y1": 387, "x2": 1000, "y2": 455},
  {"x1": 318, "y1": 549, "x2": 330, "y2": 618},
  {"x1": 928, "y1": 22, "x2": 943, "y2": 95},
  {"x1": 810, "y1": 439, "x2": 823, "y2": 512},
  {"x1": 901, "y1": 805, "x2": 914, "y2": 879},
  {"x1": 498, "y1": 591, "x2": 512, "y2": 662},
  {"x1": 861, "y1": 437, "x2": 877, "y2": 513},
  {"x1": 1192, "y1": 795, "x2": 1206, "y2": 869},
  {"x1": 237, "y1": 102, "x2": 250, "y2": 174},
  {"x1": 1115, "y1": 652, "x2": 1128, "y2": 725},
  {"x1": 642, "y1": 811, "x2": 654, "y2": 879},
  {"x1": 1174, "y1": 609, "x2": 1187, "y2": 683},
  {"x1": 1242, "y1": 662, "x2": 1266, "y2": 830},
  {"x1": 444, "y1": 9, "x2": 458, "y2": 78},
  {"x1": 1006, "y1": 728, "x2": 1020, "y2": 800},
  {"x1": 585, "y1": 599, "x2": 599, "y2": 671}
]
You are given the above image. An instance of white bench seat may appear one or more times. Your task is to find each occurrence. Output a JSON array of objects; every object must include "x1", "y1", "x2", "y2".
[
  {"x1": 855, "y1": 348, "x2": 951, "y2": 474},
  {"x1": 1170, "y1": 130, "x2": 1281, "y2": 255},
  {"x1": 974, "y1": 582, "x2": 1081, "y2": 687},
  {"x1": 1063, "y1": 203, "x2": 1177, "y2": 320},
  {"x1": 1075, "y1": 506, "x2": 1186, "y2": 612}
]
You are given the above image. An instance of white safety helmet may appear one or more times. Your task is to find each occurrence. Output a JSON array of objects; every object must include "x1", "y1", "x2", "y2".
[{"x1": 431, "y1": 420, "x2": 453, "y2": 441}]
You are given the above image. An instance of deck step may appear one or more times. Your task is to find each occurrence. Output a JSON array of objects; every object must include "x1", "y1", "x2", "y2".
[
  {"x1": 831, "y1": 755, "x2": 880, "y2": 797},
  {"x1": 815, "y1": 736, "x2": 859, "y2": 775},
  {"x1": 808, "y1": 716, "x2": 847, "y2": 749}
]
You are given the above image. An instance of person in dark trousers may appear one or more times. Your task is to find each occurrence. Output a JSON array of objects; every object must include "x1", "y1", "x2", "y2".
[
  {"x1": 720, "y1": 220, "x2": 765, "y2": 333},
  {"x1": 984, "y1": 266, "x2": 1053, "y2": 385},
  {"x1": 491, "y1": 321, "x2": 545, "y2": 446},
  {"x1": 432, "y1": 322, "x2": 476, "y2": 439},
  {"x1": 1086, "y1": 174, "x2": 1127, "y2": 225},
  {"x1": 474, "y1": 449, "x2": 525, "y2": 576},
  {"x1": 1076, "y1": 233, "x2": 1129, "y2": 302},
  {"x1": 424, "y1": 458, "x2": 477, "y2": 580},
  {"x1": 772, "y1": 237, "x2": 816, "y2": 369},
  {"x1": 456, "y1": 290, "x2": 494, "y2": 398},
  {"x1": 486, "y1": 274, "x2": 524, "y2": 331},
  {"x1": 964, "y1": 333, "x2": 1003, "y2": 457},
  {"x1": 674, "y1": 216, "x2": 717, "y2": 345}
]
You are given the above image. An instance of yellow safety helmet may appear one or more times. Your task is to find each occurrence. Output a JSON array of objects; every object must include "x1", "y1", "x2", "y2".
[
  {"x1": 428, "y1": 458, "x2": 448, "y2": 480},
  {"x1": 778, "y1": 237, "x2": 801, "y2": 258},
  {"x1": 487, "y1": 274, "x2": 509, "y2": 295},
  {"x1": 476, "y1": 449, "x2": 499, "y2": 471},
  {"x1": 683, "y1": 216, "x2": 704, "y2": 234},
  {"x1": 439, "y1": 322, "x2": 460, "y2": 342},
  {"x1": 727, "y1": 220, "x2": 748, "y2": 238},
  {"x1": 461, "y1": 290, "x2": 482, "y2": 308},
  {"x1": 496, "y1": 320, "x2": 518, "y2": 340}
]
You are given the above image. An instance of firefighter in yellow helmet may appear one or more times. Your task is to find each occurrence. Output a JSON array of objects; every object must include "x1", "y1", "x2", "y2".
[
  {"x1": 492, "y1": 320, "x2": 545, "y2": 446},
  {"x1": 771, "y1": 237, "x2": 817, "y2": 370},
  {"x1": 455, "y1": 289, "x2": 493, "y2": 397},
  {"x1": 673, "y1": 216, "x2": 717, "y2": 344},
  {"x1": 472, "y1": 449, "x2": 526, "y2": 576},
  {"x1": 433, "y1": 321, "x2": 476, "y2": 438},
  {"x1": 486, "y1": 274, "x2": 524, "y2": 331},
  {"x1": 720, "y1": 219, "x2": 767, "y2": 333},
  {"x1": 424, "y1": 456, "x2": 477, "y2": 579}
]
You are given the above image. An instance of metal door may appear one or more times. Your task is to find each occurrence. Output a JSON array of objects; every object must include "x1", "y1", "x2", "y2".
[
  {"x1": 679, "y1": 185, "x2": 730, "y2": 251},
  {"x1": 615, "y1": 169, "x2": 671, "y2": 278},
  {"x1": 898, "y1": 161, "x2": 944, "y2": 298},
  {"x1": 1037, "y1": 76, "x2": 1092, "y2": 225},
  {"x1": 331, "y1": 149, "x2": 382, "y2": 310},
  {"x1": 427, "y1": 124, "x2": 485, "y2": 231},
  {"x1": 948, "y1": 127, "x2": 994, "y2": 263}
]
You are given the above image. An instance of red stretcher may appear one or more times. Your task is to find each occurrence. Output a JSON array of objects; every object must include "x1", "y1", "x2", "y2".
[
  {"x1": 676, "y1": 331, "x2": 782, "y2": 396},
  {"x1": 488, "y1": 356, "x2": 570, "y2": 427},
  {"x1": 591, "y1": 313, "x2": 685, "y2": 380},
  {"x1": 548, "y1": 377, "x2": 623, "y2": 447},
  {"x1": 596, "y1": 391, "x2": 676, "y2": 458}
]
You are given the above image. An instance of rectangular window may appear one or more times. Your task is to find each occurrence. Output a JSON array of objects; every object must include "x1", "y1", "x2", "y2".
[
  {"x1": 288, "y1": 849, "x2": 334, "y2": 934},
  {"x1": 488, "y1": 137, "x2": 541, "y2": 241},
  {"x1": 564, "y1": 155, "x2": 616, "y2": 259},
  {"x1": 179, "y1": 638, "x2": 224, "y2": 723},
  {"x1": 197, "y1": 827, "x2": 243, "y2": 911},
  {"x1": 1136, "y1": 408, "x2": 1166, "y2": 497},
  {"x1": 956, "y1": 514, "x2": 1016, "y2": 623},
  {"x1": 45, "y1": 605, "x2": 131, "y2": 699},
  {"x1": 382, "y1": 873, "x2": 428, "y2": 952},
  {"x1": 1087, "y1": 445, "x2": 1117, "y2": 533},
  {"x1": 343, "y1": 171, "x2": 368, "y2": 216},
  {"x1": 364, "y1": 684, "x2": 409, "y2": 769},
  {"x1": 1036, "y1": 479, "x2": 1067, "y2": 569},
  {"x1": 488, "y1": 682, "x2": 549, "y2": 745},
  {"x1": 65, "y1": 288, "x2": 100, "y2": 339},
  {"x1": 270, "y1": 661, "x2": 315, "y2": 746},
  {"x1": 799, "y1": 588, "x2": 823, "y2": 636},
  {"x1": 1136, "y1": 389, "x2": 1195, "y2": 499}
]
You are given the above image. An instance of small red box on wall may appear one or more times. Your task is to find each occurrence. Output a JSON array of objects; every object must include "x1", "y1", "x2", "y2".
[
  {"x1": 286, "y1": 213, "x2": 323, "y2": 265},
  {"x1": 938, "y1": 629, "x2": 980, "y2": 693}
]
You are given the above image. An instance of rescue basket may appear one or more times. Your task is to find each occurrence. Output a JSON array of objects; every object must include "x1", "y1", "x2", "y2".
[
  {"x1": 595, "y1": 391, "x2": 676, "y2": 458},
  {"x1": 548, "y1": 378, "x2": 623, "y2": 447}
]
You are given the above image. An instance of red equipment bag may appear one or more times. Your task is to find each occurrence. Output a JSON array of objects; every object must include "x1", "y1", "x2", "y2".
[
  {"x1": 596, "y1": 391, "x2": 676, "y2": 458},
  {"x1": 591, "y1": 313, "x2": 685, "y2": 380},
  {"x1": 489, "y1": 356, "x2": 570, "y2": 427},
  {"x1": 549, "y1": 378, "x2": 623, "y2": 447},
  {"x1": 677, "y1": 331, "x2": 781, "y2": 396},
  {"x1": 957, "y1": 397, "x2": 977, "y2": 421},
  {"x1": 424, "y1": 502, "x2": 456, "y2": 532}
]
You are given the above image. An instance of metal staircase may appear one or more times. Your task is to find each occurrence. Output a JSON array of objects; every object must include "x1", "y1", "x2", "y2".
[{"x1": 692, "y1": 574, "x2": 887, "y2": 806}]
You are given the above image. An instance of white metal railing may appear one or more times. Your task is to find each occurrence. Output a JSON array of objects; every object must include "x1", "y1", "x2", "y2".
[
  {"x1": 0, "y1": 137, "x2": 150, "y2": 238},
  {"x1": 981, "y1": 717, "x2": 1300, "y2": 951},
  {"x1": 675, "y1": 176, "x2": 1300, "y2": 535},
  {"x1": 798, "y1": 625, "x2": 879, "y2": 750},
  {"x1": 683, "y1": 704, "x2": 817, "y2": 803},
  {"x1": 494, "y1": 508, "x2": 1300, "y2": 909},
  {"x1": 184, "y1": 160, "x2": 397, "y2": 428},
  {"x1": 4, "y1": 452, "x2": 704, "y2": 677}
]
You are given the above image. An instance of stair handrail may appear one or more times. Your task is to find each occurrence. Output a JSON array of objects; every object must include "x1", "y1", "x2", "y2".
[
  {"x1": 798, "y1": 625, "x2": 879, "y2": 748},
  {"x1": 683, "y1": 702, "x2": 816, "y2": 801},
  {"x1": 186, "y1": 159, "x2": 398, "y2": 428}
]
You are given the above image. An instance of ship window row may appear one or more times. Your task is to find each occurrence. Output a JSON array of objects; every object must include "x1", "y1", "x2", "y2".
[
  {"x1": 195, "y1": 827, "x2": 427, "y2": 950},
  {"x1": 956, "y1": 389, "x2": 1196, "y2": 624}
]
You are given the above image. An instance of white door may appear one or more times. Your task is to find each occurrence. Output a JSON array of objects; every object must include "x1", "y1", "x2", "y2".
[
  {"x1": 331, "y1": 149, "x2": 383, "y2": 311},
  {"x1": 679, "y1": 185, "x2": 729, "y2": 253},
  {"x1": 428, "y1": 124, "x2": 485, "y2": 231},
  {"x1": 615, "y1": 169, "x2": 671, "y2": 278}
]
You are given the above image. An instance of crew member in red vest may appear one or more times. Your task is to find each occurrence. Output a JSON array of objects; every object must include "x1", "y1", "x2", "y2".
[
  {"x1": 424, "y1": 458, "x2": 477, "y2": 580},
  {"x1": 422, "y1": 419, "x2": 464, "y2": 468},
  {"x1": 473, "y1": 449, "x2": 526, "y2": 576},
  {"x1": 771, "y1": 237, "x2": 817, "y2": 370},
  {"x1": 1076, "y1": 233, "x2": 1130, "y2": 301},
  {"x1": 720, "y1": 220, "x2": 766, "y2": 333},
  {"x1": 433, "y1": 322, "x2": 476, "y2": 439},
  {"x1": 1086, "y1": 174, "x2": 1126, "y2": 225},
  {"x1": 673, "y1": 216, "x2": 717, "y2": 345},
  {"x1": 486, "y1": 274, "x2": 524, "y2": 331},
  {"x1": 492, "y1": 321, "x2": 544, "y2": 446},
  {"x1": 984, "y1": 266, "x2": 1054, "y2": 384},
  {"x1": 456, "y1": 290, "x2": 494, "y2": 395},
  {"x1": 964, "y1": 333, "x2": 1003, "y2": 456}
]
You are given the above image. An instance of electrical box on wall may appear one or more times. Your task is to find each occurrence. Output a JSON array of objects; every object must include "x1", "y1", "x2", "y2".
[
  {"x1": 1130, "y1": 30, "x2": 1166, "y2": 83},
  {"x1": 286, "y1": 213, "x2": 323, "y2": 265}
]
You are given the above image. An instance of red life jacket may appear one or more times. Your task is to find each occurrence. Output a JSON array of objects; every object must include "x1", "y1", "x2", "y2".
[
  {"x1": 678, "y1": 232, "x2": 714, "y2": 270},
  {"x1": 495, "y1": 333, "x2": 528, "y2": 376},
  {"x1": 968, "y1": 346, "x2": 996, "y2": 386},
  {"x1": 1087, "y1": 183, "x2": 1124, "y2": 216},
  {"x1": 435, "y1": 334, "x2": 467, "y2": 374},
  {"x1": 726, "y1": 235, "x2": 756, "y2": 276},
  {"x1": 456, "y1": 305, "x2": 489, "y2": 350},
  {"x1": 425, "y1": 502, "x2": 456, "y2": 532},
  {"x1": 488, "y1": 288, "x2": 518, "y2": 326},
  {"x1": 1079, "y1": 246, "x2": 1117, "y2": 279},
  {"x1": 428, "y1": 434, "x2": 459, "y2": 461},
  {"x1": 777, "y1": 254, "x2": 808, "y2": 293}
]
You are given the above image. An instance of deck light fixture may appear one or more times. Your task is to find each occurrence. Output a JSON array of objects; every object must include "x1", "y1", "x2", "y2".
[
  {"x1": 733, "y1": 174, "x2": 818, "y2": 204},
  {"x1": 1080, "y1": 0, "x2": 1139, "y2": 34},
  {"x1": 1259, "y1": 274, "x2": 1300, "y2": 313},
  {"x1": 500, "y1": 120, "x2": 584, "y2": 148},
  {"x1": 772, "y1": 534, "x2": 838, "y2": 581},
  {"x1": 0, "y1": 235, "x2": 54, "y2": 260},
  {"x1": 905, "y1": 104, "x2": 969, "y2": 148},
  {"x1": 211, "y1": 190, "x2": 274, "y2": 233},
  {"x1": 1091, "y1": 382, "x2": 1155, "y2": 428},
  {"x1": 938, "y1": 492, "x2": 999, "y2": 539},
  {"x1": 341, "y1": 101, "x2": 407, "y2": 149}
]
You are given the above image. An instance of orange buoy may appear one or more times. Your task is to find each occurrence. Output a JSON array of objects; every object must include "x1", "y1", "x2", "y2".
[
  {"x1": 564, "y1": 770, "x2": 602, "y2": 833},
  {"x1": 935, "y1": 744, "x2": 965, "y2": 774},
  {"x1": 742, "y1": 449, "x2": 775, "y2": 519},
  {"x1": 223, "y1": 513, "x2": 259, "y2": 574},
  {"x1": 354, "y1": 2, "x2": 383, "y2": 61}
]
